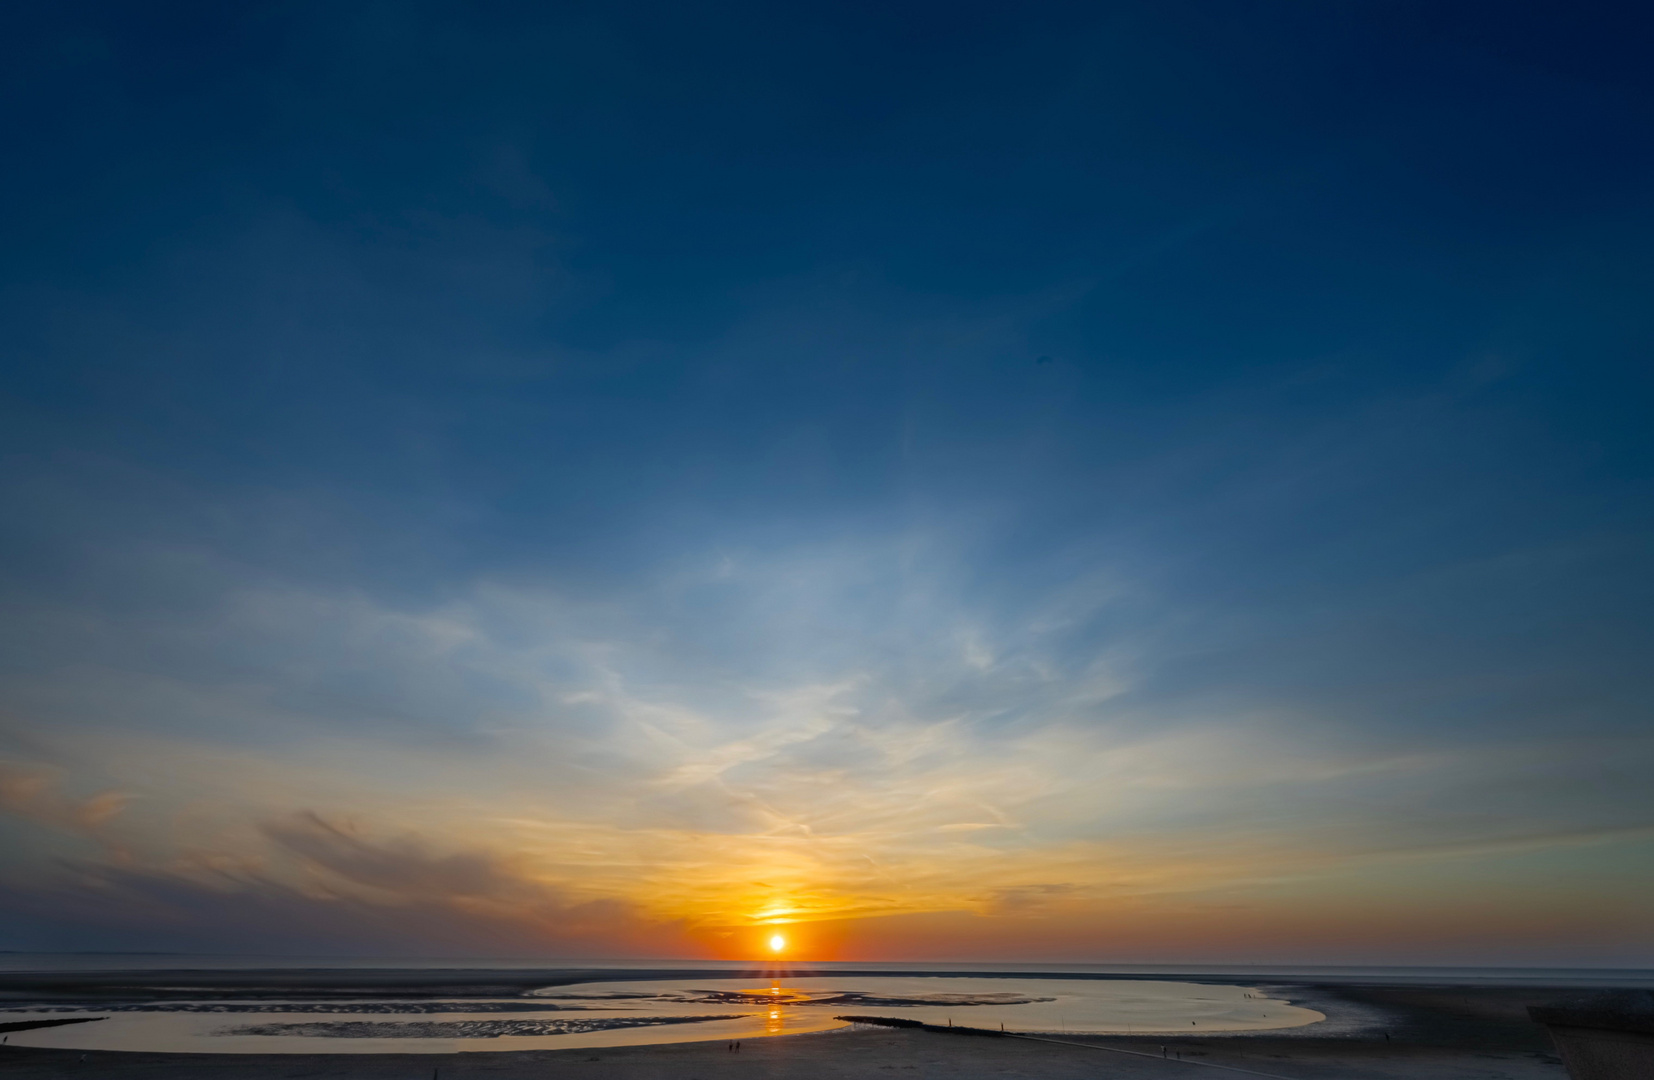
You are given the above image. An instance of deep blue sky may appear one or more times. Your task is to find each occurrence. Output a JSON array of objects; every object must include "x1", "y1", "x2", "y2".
[{"x1": 0, "y1": 1, "x2": 1650, "y2": 962}]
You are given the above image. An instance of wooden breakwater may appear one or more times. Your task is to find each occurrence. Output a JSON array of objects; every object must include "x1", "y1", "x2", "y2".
[
  {"x1": 836, "y1": 1015, "x2": 1298, "y2": 1079},
  {"x1": 0, "y1": 1017, "x2": 106, "y2": 1035},
  {"x1": 835, "y1": 1015, "x2": 1009, "y2": 1037}
]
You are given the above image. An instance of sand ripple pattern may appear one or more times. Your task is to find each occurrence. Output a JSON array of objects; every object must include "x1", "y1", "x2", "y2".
[
  {"x1": 536, "y1": 989, "x2": 1055, "y2": 1008},
  {"x1": 223, "y1": 1015, "x2": 741, "y2": 1039},
  {"x1": 6, "y1": 1002, "x2": 605, "y2": 1014}
]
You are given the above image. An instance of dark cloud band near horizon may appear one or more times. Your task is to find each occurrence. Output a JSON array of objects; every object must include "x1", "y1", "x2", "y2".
[{"x1": 0, "y1": 0, "x2": 1650, "y2": 965}]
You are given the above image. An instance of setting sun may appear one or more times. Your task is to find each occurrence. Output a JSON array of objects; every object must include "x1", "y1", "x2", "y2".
[{"x1": 768, "y1": 933, "x2": 786, "y2": 953}]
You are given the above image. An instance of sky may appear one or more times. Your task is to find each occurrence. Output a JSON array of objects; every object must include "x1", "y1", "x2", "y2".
[{"x1": 0, "y1": 0, "x2": 1650, "y2": 966}]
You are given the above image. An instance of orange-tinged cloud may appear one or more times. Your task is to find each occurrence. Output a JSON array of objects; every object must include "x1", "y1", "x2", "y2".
[
  {"x1": 2, "y1": 636, "x2": 1651, "y2": 965},
  {"x1": 0, "y1": 761, "x2": 131, "y2": 837}
]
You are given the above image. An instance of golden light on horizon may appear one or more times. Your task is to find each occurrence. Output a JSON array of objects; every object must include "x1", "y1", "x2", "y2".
[{"x1": 768, "y1": 933, "x2": 786, "y2": 953}]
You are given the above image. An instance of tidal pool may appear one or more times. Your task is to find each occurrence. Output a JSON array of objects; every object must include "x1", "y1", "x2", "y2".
[{"x1": 0, "y1": 976, "x2": 1323, "y2": 1054}]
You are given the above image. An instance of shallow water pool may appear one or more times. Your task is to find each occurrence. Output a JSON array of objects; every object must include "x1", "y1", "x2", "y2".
[{"x1": 0, "y1": 976, "x2": 1323, "y2": 1053}]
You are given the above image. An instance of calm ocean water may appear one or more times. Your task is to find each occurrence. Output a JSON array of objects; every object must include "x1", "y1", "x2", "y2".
[{"x1": 1, "y1": 954, "x2": 1649, "y2": 986}]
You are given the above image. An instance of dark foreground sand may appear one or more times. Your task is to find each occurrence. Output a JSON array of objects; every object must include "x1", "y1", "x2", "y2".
[
  {"x1": 0, "y1": 1025, "x2": 1565, "y2": 1080},
  {"x1": 0, "y1": 976, "x2": 1587, "y2": 1079}
]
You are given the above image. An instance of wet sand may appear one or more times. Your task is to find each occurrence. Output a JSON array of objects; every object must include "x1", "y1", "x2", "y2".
[
  {"x1": 0, "y1": 981, "x2": 1579, "y2": 1079},
  {"x1": 0, "y1": 1021, "x2": 1564, "y2": 1080}
]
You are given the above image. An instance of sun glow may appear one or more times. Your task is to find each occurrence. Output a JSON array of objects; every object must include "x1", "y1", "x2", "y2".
[{"x1": 768, "y1": 933, "x2": 786, "y2": 953}]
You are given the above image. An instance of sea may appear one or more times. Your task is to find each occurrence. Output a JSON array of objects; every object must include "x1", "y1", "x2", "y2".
[{"x1": 2, "y1": 953, "x2": 1651, "y2": 987}]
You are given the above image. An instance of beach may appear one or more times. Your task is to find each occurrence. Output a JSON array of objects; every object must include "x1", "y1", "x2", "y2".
[
  {"x1": 0, "y1": 1017, "x2": 1564, "y2": 1080},
  {"x1": 0, "y1": 969, "x2": 1597, "y2": 1078}
]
